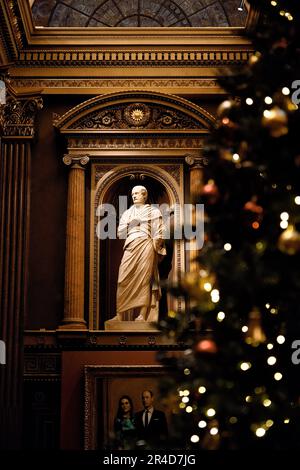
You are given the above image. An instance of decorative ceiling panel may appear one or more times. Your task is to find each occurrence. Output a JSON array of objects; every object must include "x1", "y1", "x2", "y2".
[{"x1": 31, "y1": 0, "x2": 247, "y2": 28}]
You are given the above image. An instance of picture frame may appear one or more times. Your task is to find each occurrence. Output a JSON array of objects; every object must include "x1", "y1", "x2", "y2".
[{"x1": 84, "y1": 365, "x2": 172, "y2": 450}]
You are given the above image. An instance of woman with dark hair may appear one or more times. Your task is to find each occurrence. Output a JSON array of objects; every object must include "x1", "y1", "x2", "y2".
[{"x1": 114, "y1": 395, "x2": 136, "y2": 449}]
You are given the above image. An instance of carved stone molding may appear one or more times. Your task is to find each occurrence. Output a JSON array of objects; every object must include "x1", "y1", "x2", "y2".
[
  {"x1": 1, "y1": 96, "x2": 43, "y2": 138},
  {"x1": 68, "y1": 136, "x2": 205, "y2": 149},
  {"x1": 55, "y1": 91, "x2": 216, "y2": 133},
  {"x1": 75, "y1": 102, "x2": 200, "y2": 130},
  {"x1": 11, "y1": 78, "x2": 221, "y2": 93},
  {"x1": 24, "y1": 353, "x2": 61, "y2": 377}
]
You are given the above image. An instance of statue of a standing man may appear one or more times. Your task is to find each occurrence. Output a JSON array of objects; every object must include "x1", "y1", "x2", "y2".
[{"x1": 116, "y1": 186, "x2": 166, "y2": 321}]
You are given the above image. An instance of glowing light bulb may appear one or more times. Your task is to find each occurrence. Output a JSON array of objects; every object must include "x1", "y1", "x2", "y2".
[
  {"x1": 224, "y1": 243, "x2": 232, "y2": 251},
  {"x1": 282, "y1": 87, "x2": 290, "y2": 95},
  {"x1": 232, "y1": 153, "x2": 240, "y2": 161},
  {"x1": 240, "y1": 362, "x2": 251, "y2": 371},
  {"x1": 211, "y1": 289, "x2": 220, "y2": 303},
  {"x1": 206, "y1": 408, "x2": 216, "y2": 417},
  {"x1": 256, "y1": 427, "x2": 266, "y2": 437},
  {"x1": 190, "y1": 434, "x2": 199, "y2": 443},
  {"x1": 217, "y1": 312, "x2": 225, "y2": 322},
  {"x1": 280, "y1": 212, "x2": 289, "y2": 221},
  {"x1": 267, "y1": 343, "x2": 274, "y2": 350},
  {"x1": 182, "y1": 396, "x2": 189, "y2": 403},
  {"x1": 186, "y1": 406, "x2": 193, "y2": 413},
  {"x1": 198, "y1": 420, "x2": 207, "y2": 428},
  {"x1": 277, "y1": 335, "x2": 285, "y2": 344},
  {"x1": 263, "y1": 398, "x2": 272, "y2": 407},
  {"x1": 274, "y1": 372, "x2": 283, "y2": 381},
  {"x1": 280, "y1": 220, "x2": 288, "y2": 229},
  {"x1": 264, "y1": 96, "x2": 273, "y2": 104},
  {"x1": 267, "y1": 356, "x2": 277, "y2": 366},
  {"x1": 242, "y1": 326, "x2": 248, "y2": 333},
  {"x1": 198, "y1": 386, "x2": 206, "y2": 394},
  {"x1": 210, "y1": 427, "x2": 218, "y2": 435},
  {"x1": 184, "y1": 368, "x2": 191, "y2": 375},
  {"x1": 246, "y1": 98, "x2": 254, "y2": 105},
  {"x1": 204, "y1": 282, "x2": 212, "y2": 292},
  {"x1": 295, "y1": 196, "x2": 300, "y2": 205}
]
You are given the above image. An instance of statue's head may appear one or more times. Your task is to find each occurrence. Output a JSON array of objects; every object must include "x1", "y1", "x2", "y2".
[{"x1": 131, "y1": 185, "x2": 148, "y2": 205}]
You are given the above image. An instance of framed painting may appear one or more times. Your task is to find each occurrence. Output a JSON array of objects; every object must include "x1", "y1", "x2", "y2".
[{"x1": 84, "y1": 365, "x2": 173, "y2": 450}]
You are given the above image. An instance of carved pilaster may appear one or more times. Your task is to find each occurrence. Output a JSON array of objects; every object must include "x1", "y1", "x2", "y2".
[
  {"x1": 59, "y1": 155, "x2": 89, "y2": 330},
  {"x1": 0, "y1": 94, "x2": 42, "y2": 448}
]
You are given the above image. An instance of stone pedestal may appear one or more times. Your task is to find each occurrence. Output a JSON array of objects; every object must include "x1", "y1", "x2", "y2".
[{"x1": 105, "y1": 319, "x2": 159, "y2": 331}]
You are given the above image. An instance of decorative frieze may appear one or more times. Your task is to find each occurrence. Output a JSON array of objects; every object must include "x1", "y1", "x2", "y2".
[
  {"x1": 68, "y1": 136, "x2": 206, "y2": 149},
  {"x1": 17, "y1": 49, "x2": 252, "y2": 67}
]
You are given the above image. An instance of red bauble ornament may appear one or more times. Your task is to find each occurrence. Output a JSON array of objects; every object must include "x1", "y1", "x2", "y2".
[
  {"x1": 244, "y1": 200, "x2": 263, "y2": 215},
  {"x1": 195, "y1": 339, "x2": 218, "y2": 354},
  {"x1": 201, "y1": 180, "x2": 219, "y2": 204}
]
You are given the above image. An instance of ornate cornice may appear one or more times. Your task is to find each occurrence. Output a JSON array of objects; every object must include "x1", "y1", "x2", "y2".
[
  {"x1": 10, "y1": 77, "x2": 221, "y2": 94},
  {"x1": 0, "y1": 95, "x2": 43, "y2": 138}
]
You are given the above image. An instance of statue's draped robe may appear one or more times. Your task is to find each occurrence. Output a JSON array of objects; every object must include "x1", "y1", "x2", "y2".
[{"x1": 116, "y1": 204, "x2": 166, "y2": 315}]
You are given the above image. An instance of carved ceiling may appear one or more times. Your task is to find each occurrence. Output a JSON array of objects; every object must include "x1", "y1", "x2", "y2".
[{"x1": 31, "y1": 0, "x2": 247, "y2": 28}]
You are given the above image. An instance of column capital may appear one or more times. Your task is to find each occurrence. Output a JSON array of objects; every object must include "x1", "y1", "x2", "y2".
[
  {"x1": 0, "y1": 95, "x2": 43, "y2": 139},
  {"x1": 63, "y1": 154, "x2": 90, "y2": 168},
  {"x1": 185, "y1": 154, "x2": 208, "y2": 169}
]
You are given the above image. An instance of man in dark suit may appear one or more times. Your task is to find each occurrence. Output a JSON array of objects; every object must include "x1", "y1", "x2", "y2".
[{"x1": 135, "y1": 390, "x2": 168, "y2": 447}]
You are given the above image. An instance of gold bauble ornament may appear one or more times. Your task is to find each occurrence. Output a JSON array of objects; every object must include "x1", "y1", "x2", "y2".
[
  {"x1": 261, "y1": 106, "x2": 288, "y2": 138},
  {"x1": 217, "y1": 99, "x2": 235, "y2": 118},
  {"x1": 245, "y1": 307, "x2": 266, "y2": 346},
  {"x1": 249, "y1": 52, "x2": 261, "y2": 65},
  {"x1": 278, "y1": 225, "x2": 300, "y2": 255}
]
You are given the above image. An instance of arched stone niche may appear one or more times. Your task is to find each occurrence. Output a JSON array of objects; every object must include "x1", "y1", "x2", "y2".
[
  {"x1": 92, "y1": 163, "x2": 183, "y2": 329},
  {"x1": 54, "y1": 91, "x2": 215, "y2": 331}
]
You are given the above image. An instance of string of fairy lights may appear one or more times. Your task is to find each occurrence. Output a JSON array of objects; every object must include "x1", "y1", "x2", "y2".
[
  {"x1": 172, "y1": 0, "x2": 298, "y2": 446},
  {"x1": 174, "y1": 272, "x2": 290, "y2": 443}
]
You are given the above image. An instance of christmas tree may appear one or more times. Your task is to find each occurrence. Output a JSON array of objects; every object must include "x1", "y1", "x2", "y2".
[{"x1": 159, "y1": 0, "x2": 300, "y2": 449}]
